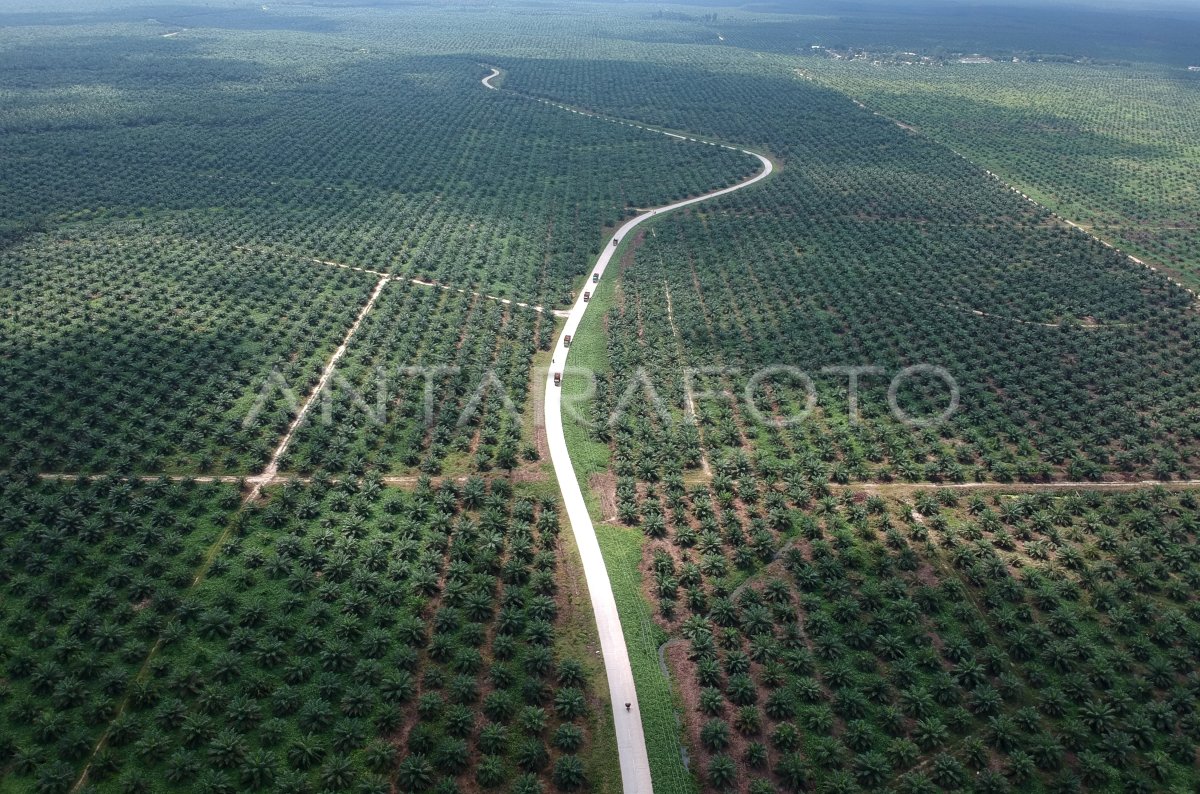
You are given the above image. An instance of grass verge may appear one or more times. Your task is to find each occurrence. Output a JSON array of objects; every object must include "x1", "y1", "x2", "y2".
[
  {"x1": 561, "y1": 272, "x2": 616, "y2": 517},
  {"x1": 596, "y1": 523, "x2": 698, "y2": 794},
  {"x1": 561, "y1": 260, "x2": 698, "y2": 794}
]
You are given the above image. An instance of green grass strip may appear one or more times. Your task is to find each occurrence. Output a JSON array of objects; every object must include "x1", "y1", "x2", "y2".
[
  {"x1": 562, "y1": 259, "x2": 698, "y2": 794},
  {"x1": 596, "y1": 523, "x2": 698, "y2": 794}
]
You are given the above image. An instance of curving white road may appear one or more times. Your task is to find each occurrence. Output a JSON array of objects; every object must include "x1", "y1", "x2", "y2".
[{"x1": 484, "y1": 64, "x2": 773, "y2": 793}]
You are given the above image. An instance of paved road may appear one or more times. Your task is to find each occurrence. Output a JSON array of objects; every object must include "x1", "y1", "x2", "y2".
[
  {"x1": 544, "y1": 159, "x2": 770, "y2": 793},
  {"x1": 483, "y1": 62, "x2": 774, "y2": 792},
  {"x1": 520, "y1": 92, "x2": 773, "y2": 794}
]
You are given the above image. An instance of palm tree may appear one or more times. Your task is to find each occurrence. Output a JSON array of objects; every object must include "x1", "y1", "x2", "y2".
[
  {"x1": 33, "y1": 761, "x2": 73, "y2": 794},
  {"x1": 481, "y1": 690, "x2": 515, "y2": 723},
  {"x1": 444, "y1": 705, "x2": 475, "y2": 738},
  {"x1": 434, "y1": 737, "x2": 469, "y2": 776},
  {"x1": 475, "y1": 755, "x2": 505, "y2": 788},
  {"x1": 776, "y1": 753, "x2": 810, "y2": 792},
  {"x1": 969, "y1": 685, "x2": 1002, "y2": 717},
  {"x1": 511, "y1": 774, "x2": 544, "y2": 794},
  {"x1": 207, "y1": 729, "x2": 246, "y2": 769},
  {"x1": 1099, "y1": 730, "x2": 1134, "y2": 766},
  {"x1": 556, "y1": 659, "x2": 586, "y2": 687},
  {"x1": 239, "y1": 749, "x2": 277, "y2": 790},
  {"x1": 552, "y1": 755, "x2": 586, "y2": 790},
  {"x1": 318, "y1": 756, "x2": 355, "y2": 791},
  {"x1": 809, "y1": 737, "x2": 844, "y2": 770},
  {"x1": 681, "y1": 682, "x2": 715, "y2": 717},
  {"x1": 707, "y1": 755, "x2": 736, "y2": 789},
  {"x1": 726, "y1": 674, "x2": 756, "y2": 706},
  {"x1": 912, "y1": 717, "x2": 948, "y2": 751},
  {"x1": 853, "y1": 751, "x2": 890, "y2": 788},
  {"x1": 285, "y1": 734, "x2": 324, "y2": 771},
  {"x1": 1080, "y1": 699, "x2": 1117, "y2": 733},
  {"x1": 930, "y1": 754, "x2": 966, "y2": 789},
  {"x1": 1030, "y1": 734, "x2": 1064, "y2": 771},
  {"x1": 764, "y1": 689, "x2": 795, "y2": 721},
  {"x1": 396, "y1": 754, "x2": 434, "y2": 793},
  {"x1": 700, "y1": 719, "x2": 730, "y2": 752},
  {"x1": 553, "y1": 688, "x2": 586, "y2": 720},
  {"x1": 743, "y1": 741, "x2": 767, "y2": 769},
  {"x1": 544, "y1": 722, "x2": 582, "y2": 753},
  {"x1": 515, "y1": 706, "x2": 547, "y2": 740},
  {"x1": 515, "y1": 739, "x2": 549, "y2": 772}
]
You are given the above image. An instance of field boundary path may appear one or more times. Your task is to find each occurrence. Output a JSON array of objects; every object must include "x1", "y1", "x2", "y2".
[
  {"x1": 247, "y1": 274, "x2": 390, "y2": 499},
  {"x1": 792, "y1": 70, "x2": 1200, "y2": 304},
  {"x1": 485, "y1": 65, "x2": 774, "y2": 793},
  {"x1": 29, "y1": 471, "x2": 1200, "y2": 493},
  {"x1": 233, "y1": 244, "x2": 566, "y2": 316}
]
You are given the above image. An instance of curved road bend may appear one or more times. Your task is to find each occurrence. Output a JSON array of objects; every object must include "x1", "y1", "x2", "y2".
[{"x1": 485, "y1": 64, "x2": 775, "y2": 793}]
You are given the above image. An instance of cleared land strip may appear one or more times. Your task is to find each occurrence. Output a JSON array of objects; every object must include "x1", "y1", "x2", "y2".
[
  {"x1": 422, "y1": 279, "x2": 569, "y2": 317},
  {"x1": 247, "y1": 273, "x2": 390, "y2": 498},
  {"x1": 985, "y1": 171, "x2": 1200, "y2": 303},
  {"x1": 33, "y1": 472, "x2": 475, "y2": 487},
  {"x1": 493, "y1": 64, "x2": 775, "y2": 792},
  {"x1": 233, "y1": 244, "x2": 388, "y2": 277},
  {"x1": 233, "y1": 243, "x2": 567, "y2": 316},
  {"x1": 664, "y1": 279, "x2": 711, "y2": 476},
  {"x1": 891, "y1": 289, "x2": 1132, "y2": 329},
  {"x1": 834, "y1": 479, "x2": 1200, "y2": 496},
  {"x1": 792, "y1": 71, "x2": 1200, "y2": 304},
  {"x1": 29, "y1": 472, "x2": 1200, "y2": 494},
  {"x1": 484, "y1": 66, "x2": 761, "y2": 158}
]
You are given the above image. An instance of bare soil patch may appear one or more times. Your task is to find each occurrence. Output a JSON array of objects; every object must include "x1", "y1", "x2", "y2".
[
  {"x1": 617, "y1": 230, "x2": 647, "y2": 276},
  {"x1": 590, "y1": 471, "x2": 618, "y2": 519}
]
